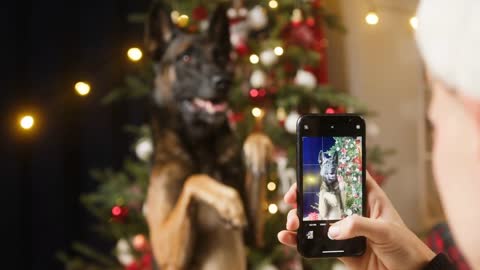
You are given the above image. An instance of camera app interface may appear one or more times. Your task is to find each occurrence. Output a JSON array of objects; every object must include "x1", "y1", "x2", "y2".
[{"x1": 302, "y1": 136, "x2": 363, "y2": 222}]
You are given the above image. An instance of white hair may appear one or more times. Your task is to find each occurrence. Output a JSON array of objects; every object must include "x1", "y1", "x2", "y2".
[{"x1": 416, "y1": 0, "x2": 480, "y2": 100}]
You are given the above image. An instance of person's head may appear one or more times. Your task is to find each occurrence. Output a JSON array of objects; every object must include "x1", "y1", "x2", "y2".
[{"x1": 416, "y1": 0, "x2": 480, "y2": 266}]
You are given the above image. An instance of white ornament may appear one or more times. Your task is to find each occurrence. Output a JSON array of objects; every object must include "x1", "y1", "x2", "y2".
[
  {"x1": 285, "y1": 111, "x2": 300, "y2": 134},
  {"x1": 230, "y1": 21, "x2": 249, "y2": 47},
  {"x1": 294, "y1": 69, "x2": 317, "y2": 90},
  {"x1": 250, "y1": 70, "x2": 267, "y2": 88},
  {"x1": 345, "y1": 209, "x2": 353, "y2": 216},
  {"x1": 135, "y1": 137, "x2": 153, "y2": 161},
  {"x1": 116, "y1": 239, "x2": 134, "y2": 266},
  {"x1": 199, "y1": 20, "x2": 209, "y2": 32},
  {"x1": 247, "y1": 6, "x2": 268, "y2": 30},
  {"x1": 227, "y1": 8, "x2": 237, "y2": 19},
  {"x1": 259, "y1": 49, "x2": 277, "y2": 66}
]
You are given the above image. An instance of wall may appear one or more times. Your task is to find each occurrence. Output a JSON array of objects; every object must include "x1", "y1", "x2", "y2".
[{"x1": 335, "y1": 0, "x2": 425, "y2": 232}]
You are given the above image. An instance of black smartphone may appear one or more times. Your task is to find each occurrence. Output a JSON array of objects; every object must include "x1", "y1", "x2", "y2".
[{"x1": 296, "y1": 114, "x2": 366, "y2": 258}]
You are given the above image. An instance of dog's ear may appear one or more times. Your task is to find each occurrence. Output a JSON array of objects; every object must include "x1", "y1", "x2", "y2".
[
  {"x1": 332, "y1": 151, "x2": 338, "y2": 166},
  {"x1": 145, "y1": 1, "x2": 175, "y2": 61},
  {"x1": 318, "y1": 150, "x2": 323, "y2": 165},
  {"x1": 208, "y1": 4, "x2": 231, "y2": 65}
]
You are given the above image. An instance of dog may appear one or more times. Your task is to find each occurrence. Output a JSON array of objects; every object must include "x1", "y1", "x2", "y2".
[
  {"x1": 144, "y1": 2, "x2": 272, "y2": 269},
  {"x1": 317, "y1": 151, "x2": 344, "y2": 220}
]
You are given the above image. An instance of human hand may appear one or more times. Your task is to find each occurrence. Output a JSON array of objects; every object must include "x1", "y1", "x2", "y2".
[{"x1": 277, "y1": 172, "x2": 435, "y2": 270}]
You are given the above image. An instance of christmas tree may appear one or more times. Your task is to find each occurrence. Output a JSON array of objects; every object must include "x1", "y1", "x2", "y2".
[{"x1": 59, "y1": 1, "x2": 394, "y2": 269}]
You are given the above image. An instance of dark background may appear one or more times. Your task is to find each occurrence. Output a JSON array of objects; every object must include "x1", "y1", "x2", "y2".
[{"x1": 2, "y1": 0, "x2": 151, "y2": 269}]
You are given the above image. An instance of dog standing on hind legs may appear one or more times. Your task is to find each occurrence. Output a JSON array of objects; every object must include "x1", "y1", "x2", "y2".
[
  {"x1": 317, "y1": 151, "x2": 345, "y2": 220},
  {"x1": 143, "y1": 2, "x2": 272, "y2": 269}
]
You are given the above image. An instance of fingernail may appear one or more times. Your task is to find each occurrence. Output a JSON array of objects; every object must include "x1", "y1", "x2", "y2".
[{"x1": 328, "y1": 225, "x2": 340, "y2": 240}]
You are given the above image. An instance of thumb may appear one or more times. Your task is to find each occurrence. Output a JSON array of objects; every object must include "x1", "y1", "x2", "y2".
[{"x1": 327, "y1": 215, "x2": 391, "y2": 244}]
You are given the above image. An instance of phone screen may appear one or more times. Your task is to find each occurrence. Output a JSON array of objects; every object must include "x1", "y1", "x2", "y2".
[
  {"x1": 302, "y1": 136, "x2": 363, "y2": 222},
  {"x1": 297, "y1": 115, "x2": 366, "y2": 257}
]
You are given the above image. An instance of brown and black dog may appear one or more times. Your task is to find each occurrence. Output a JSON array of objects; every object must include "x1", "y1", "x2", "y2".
[{"x1": 144, "y1": 2, "x2": 272, "y2": 269}]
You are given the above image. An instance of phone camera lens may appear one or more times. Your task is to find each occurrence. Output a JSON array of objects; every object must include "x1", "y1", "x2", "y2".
[
  {"x1": 330, "y1": 125, "x2": 334, "y2": 129},
  {"x1": 356, "y1": 125, "x2": 360, "y2": 129},
  {"x1": 304, "y1": 125, "x2": 309, "y2": 130}
]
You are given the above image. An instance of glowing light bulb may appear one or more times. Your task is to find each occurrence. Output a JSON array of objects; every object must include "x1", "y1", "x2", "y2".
[
  {"x1": 19, "y1": 115, "x2": 34, "y2": 130},
  {"x1": 127, "y1": 47, "x2": 143, "y2": 62},
  {"x1": 249, "y1": 54, "x2": 259, "y2": 64},
  {"x1": 268, "y1": 203, "x2": 278, "y2": 214},
  {"x1": 267, "y1": 182, "x2": 276, "y2": 191},
  {"x1": 273, "y1": 46, "x2": 284, "y2": 56},
  {"x1": 410, "y1": 16, "x2": 418, "y2": 30},
  {"x1": 365, "y1": 12, "x2": 379, "y2": 25},
  {"x1": 268, "y1": 0, "x2": 278, "y2": 9},
  {"x1": 75, "y1": 81, "x2": 91, "y2": 96},
  {"x1": 251, "y1": 107, "x2": 263, "y2": 118}
]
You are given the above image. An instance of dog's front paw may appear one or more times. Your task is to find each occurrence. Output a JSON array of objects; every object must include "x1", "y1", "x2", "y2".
[
  {"x1": 214, "y1": 188, "x2": 247, "y2": 229},
  {"x1": 323, "y1": 192, "x2": 338, "y2": 207}
]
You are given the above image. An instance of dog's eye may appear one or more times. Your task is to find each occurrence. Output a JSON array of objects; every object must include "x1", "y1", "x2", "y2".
[{"x1": 181, "y1": 54, "x2": 191, "y2": 63}]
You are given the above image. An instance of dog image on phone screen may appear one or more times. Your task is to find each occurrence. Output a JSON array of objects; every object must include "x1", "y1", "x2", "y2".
[{"x1": 317, "y1": 151, "x2": 344, "y2": 220}]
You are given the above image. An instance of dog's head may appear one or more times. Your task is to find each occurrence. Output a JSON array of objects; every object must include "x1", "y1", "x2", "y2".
[
  {"x1": 146, "y1": 2, "x2": 232, "y2": 138},
  {"x1": 318, "y1": 151, "x2": 338, "y2": 186}
]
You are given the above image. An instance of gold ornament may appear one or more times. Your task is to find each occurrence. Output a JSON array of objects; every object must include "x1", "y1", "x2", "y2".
[{"x1": 177, "y1": 14, "x2": 189, "y2": 28}]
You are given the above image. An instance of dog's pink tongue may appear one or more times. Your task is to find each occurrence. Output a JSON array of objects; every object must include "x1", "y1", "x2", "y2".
[{"x1": 193, "y1": 98, "x2": 227, "y2": 113}]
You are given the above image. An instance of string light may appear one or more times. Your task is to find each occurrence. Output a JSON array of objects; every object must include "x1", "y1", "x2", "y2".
[
  {"x1": 19, "y1": 115, "x2": 34, "y2": 130},
  {"x1": 267, "y1": 182, "x2": 276, "y2": 191},
  {"x1": 251, "y1": 107, "x2": 263, "y2": 118},
  {"x1": 325, "y1": 107, "x2": 335, "y2": 114},
  {"x1": 273, "y1": 46, "x2": 284, "y2": 56},
  {"x1": 268, "y1": 0, "x2": 278, "y2": 9},
  {"x1": 268, "y1": 203, "x2": 278, "y2": 214},
  {"x1": 365, "y1": 11, "x2": 379, "y2": 25},
  {"x1": 249, "y1": 89, "x2": 259, "y2": 98},
  {"x1": 410, "y1": 16, "x2": 418, "y2": 29},
  {"x1": 249, "y1": 54, "x2": 259, "y2": 64},
  {"x1": 75, "y1": 81, "x2": 91, "y2": 96},
  {"x1": 127, "y1": 47, "x2": 143, "y2": 62}
]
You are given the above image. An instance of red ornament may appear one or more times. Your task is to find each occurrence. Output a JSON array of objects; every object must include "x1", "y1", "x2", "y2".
[
  {"x1": 336, "y1": 106, "x2": 346, "y2": 113},
  {"x1": 258, "y1": 88, "x2": 267, "y2": 97},
  {"x1": 228, "y1": 111, "x2": 244, "y2": 124},
  {"x1": 306, "y1": 17, "x2": 315, "y2": 27},
  {"x1": 192, "y1": 6, "x2": 208, "y2": 21},
  {"x1": 325, "y1": 107, "x2": 335, "y2": 114},
  {"x1": 341, "y1": 148, "x2": 347, "y2": 154},
  {"x1": 235, "y1": 43, "x2": 249, "y2": 56},
  {"x1": 125, "y1": 252, "x2": 153, "y2": 270}
]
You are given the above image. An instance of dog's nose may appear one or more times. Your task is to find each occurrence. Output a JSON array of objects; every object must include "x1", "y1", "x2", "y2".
[{"x1": 212, "y1": 75, "x2": 230, "y2": 92}]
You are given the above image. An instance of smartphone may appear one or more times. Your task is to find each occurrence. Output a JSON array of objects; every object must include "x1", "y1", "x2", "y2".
[{"x1": 296, "y1": 114, "x2": 366, "y2": 258}]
